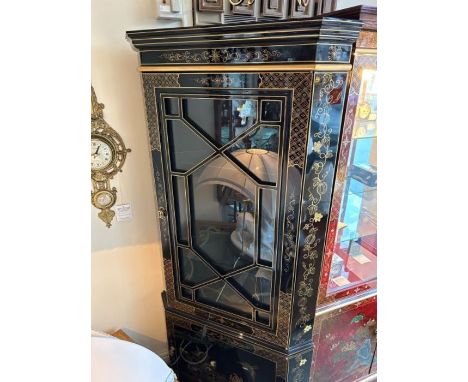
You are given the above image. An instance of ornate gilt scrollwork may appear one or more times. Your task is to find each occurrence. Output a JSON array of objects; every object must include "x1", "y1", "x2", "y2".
[
  {"x1": 161, "y1": 48, "x2": 281, "y2": 64},
  {"x1": 91, "y1": 86, "x2": 131, "y2": 227},
  {"x1": 293, "y1": 73, "x2": 346, "y2": 342}
]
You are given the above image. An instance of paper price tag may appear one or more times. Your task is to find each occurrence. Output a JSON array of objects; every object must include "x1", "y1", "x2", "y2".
[{"x1": 115, "y1": 204, "x2": 133, "y2": 222}]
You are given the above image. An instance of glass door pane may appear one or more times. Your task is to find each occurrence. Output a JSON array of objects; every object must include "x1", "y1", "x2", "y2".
[
  {"x1": 160, "y1": 91, "x2": 288, "y2": 326},
  {"x1": 327, "y1": 63, "x2": 377, "y2": 295}
]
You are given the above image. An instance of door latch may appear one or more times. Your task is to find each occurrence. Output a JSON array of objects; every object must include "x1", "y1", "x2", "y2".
[{"x1": 158, "y1": 207, "x2": 167, "y2": 219}]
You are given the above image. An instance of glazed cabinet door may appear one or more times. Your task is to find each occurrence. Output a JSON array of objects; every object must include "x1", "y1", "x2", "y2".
[
  {"x1": 162, "y1": 89, "x2": 287, "y2": 325},
  {"x1": 142, "y1": 71, "x2": 349, "y2": 352},
  {"x1": 143, "y1": 73, "x2": 296, "y2": 341}
]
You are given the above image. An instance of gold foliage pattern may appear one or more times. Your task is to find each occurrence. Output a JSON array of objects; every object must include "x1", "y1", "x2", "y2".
[{"x1": 294, "y1": 73, "x2": 345, "y2": 337}]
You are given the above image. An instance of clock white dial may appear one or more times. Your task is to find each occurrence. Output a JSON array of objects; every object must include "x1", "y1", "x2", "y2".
[{"x1": 91, "y1": 138, "x2": 113, "y2": 170}]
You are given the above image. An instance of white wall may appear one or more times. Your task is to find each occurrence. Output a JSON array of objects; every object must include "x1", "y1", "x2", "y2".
[
  {"x1": 335, "y1": 0, "x2": 377, "y2": 10},
  {"x1": 91, "y1": 0, "x2": 191, "y2": 357}
]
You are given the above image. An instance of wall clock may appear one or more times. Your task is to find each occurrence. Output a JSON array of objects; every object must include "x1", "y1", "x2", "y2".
[{"x1": 91, "y1": 86, "x2": 131, "y2": 227}]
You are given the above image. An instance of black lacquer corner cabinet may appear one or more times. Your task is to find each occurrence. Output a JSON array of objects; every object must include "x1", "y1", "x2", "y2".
[{"x1": 127, "y1": 16, "x2": 363, "y2": 382}]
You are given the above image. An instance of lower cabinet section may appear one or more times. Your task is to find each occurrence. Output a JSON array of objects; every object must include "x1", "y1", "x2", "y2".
[
  {"x1": 311, "y1": 295, "x2": 377, "y2": 382},
  {"x1": 165, "y1": 295, "x2": 377, "y2": 382},
  {"x1": 165, "y1": 310, "x2": 313, "y2": 382}
]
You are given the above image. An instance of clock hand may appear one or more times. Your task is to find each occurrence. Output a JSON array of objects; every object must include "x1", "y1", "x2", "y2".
[{"x1": 95, "y1": 145, "x2": 101, "y2": 155}]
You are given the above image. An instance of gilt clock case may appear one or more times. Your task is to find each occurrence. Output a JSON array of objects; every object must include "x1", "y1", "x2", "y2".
[{"x1": 127, "y1": 15, "x2": 364, "y2": 382}]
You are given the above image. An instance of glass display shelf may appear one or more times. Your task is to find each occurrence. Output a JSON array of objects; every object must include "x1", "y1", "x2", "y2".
[
  {"x1": 337, "y1": 184, "x2": 376, "y2": 244},
  {"x1": 328, "y1": 236, "x2": 377, "y2": 293}
]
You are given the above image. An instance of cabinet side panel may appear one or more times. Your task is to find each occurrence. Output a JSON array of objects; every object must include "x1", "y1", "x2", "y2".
[
  {"x1": 317, "y1": 53, "x2": 377, "y2": 306},
  {"x1": 290, "y1": 71, "x2": 349, "y2": 347}
]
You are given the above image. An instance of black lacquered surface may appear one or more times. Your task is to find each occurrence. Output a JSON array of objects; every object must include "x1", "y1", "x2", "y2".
[
  {"x1": 143, "y1": 70, "x2": 352, "y2": 360},
  {"x1": 290, "y1": 72, "x2": 349, "y2": 347},
  {"x1": 170, "y1": 322, "x2": 278, "y2": 382},
  {"x1": 166, "y1": 311, "x2": 313, "y2": 382},
  {"x1": 127, "y1": 17, "x2": 362, "y2": 66}
]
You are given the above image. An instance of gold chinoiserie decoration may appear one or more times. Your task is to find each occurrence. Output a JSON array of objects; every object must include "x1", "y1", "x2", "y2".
[{"x1": 91, "y1": 86, "x2": 131, "y2": 227}]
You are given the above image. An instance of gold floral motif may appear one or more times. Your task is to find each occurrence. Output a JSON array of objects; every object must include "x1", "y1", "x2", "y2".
[
  {"x1": 289, "y1": 353, "x2": 310, "y2": 382},
  {"x1": 161, "y1": 48, "x2": 282, "y2": 64},
  {"x1": 341, "y1": 341, "x2": 357, "y2": 352},
  {"x1": 313, "y1": 141, "x2": 323, "y2": 153},
  {"x1": 294, "y1": 73, "x2": 345, "y2": 337},
  {"x1": 194, "y1": 75, "x2": 233, "y2": 87},
  {"x1": 328, "y1": 45, "x2": 344, "y2": 61},
  {"x1": 282, "y1": 191, "x2": 298, "y2": 273}
]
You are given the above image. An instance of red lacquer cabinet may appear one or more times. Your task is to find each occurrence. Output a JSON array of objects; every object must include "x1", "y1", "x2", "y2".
[{"x1": 311, "y1": 6, "x2": 377, "y2": 382}]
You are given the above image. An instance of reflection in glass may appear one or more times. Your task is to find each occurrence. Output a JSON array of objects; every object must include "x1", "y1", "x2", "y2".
[
  {"x1": 256, "y1": 310, "x2": 270, "y2": 325},
  {"x1": 164, "y1": 94, "x2": 284, "y2": 322},
  {"x1": 183, "y1": 97, "x2": 257, "y2": 147},
  {"x1": 195, "y1": 280, "x2": 252, "y2": 318},
  {"x1": 225, "y1": 125, "x2": 279, "y2": 185},
  {"x1": 190, "y1": 155, "x2": 256, "y2": 274},
  {"x1": 166, "y1": 119, "x2": 215, "y2": 172},
  {"x1": 181, "y1": 287, "x2": 193, "y2": 300},
  {"x1": 327, "y1": 66, "x2": 377, "y2": 295},
  {"x1": 178, "y1": 247, "x2": 218, "y2": 287},
  {"x1": 228, "y1": 267, "x2": 272, "y2": 310},
  {"x1": 339, "y1": 179, "x2": 376, "y2": 243},
  {"x1": 261, "y1": 100, "x2": 282, "y2": 122},
  {"x1": 164, "y1": 97, "x2": 179, "y2": 116},
  {"x1": 172, "y1": 176, "x2": 189, "y2": 243},
  {"x1": 259, "y1": 188, "x2": 276, "y2": 265}
]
